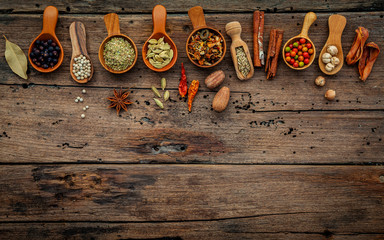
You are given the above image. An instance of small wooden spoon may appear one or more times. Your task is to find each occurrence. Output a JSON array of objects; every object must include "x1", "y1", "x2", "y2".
[
  {"x1": 28, "y1": 6, "x2": 64, "y2": 73},
  {"x1": 186, "y1": 6, "x2": 226, "y2": 68},
  {"x1": 69, "y1": 22, "x2": 93, "y2": 83},
  {"x1": 319, "y1": 14, "x2": 347, "y2": 75},
  {"x1": 282, "y1": 12, "x2": 317, "y2": 70},
  {"x1": 98, "y1": 13, "x2": 138, "y2": 74},
  {"x1": 142, "y1": 5, "x2": 177, "y2": 72},
  {"x1": 225, "y1": 21, "x2": 254, "y2": 80}
]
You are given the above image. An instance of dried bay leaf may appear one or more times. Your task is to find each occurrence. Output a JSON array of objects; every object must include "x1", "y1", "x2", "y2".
[{"x1": 3, "y1": 35, "x2": 28, "y2": 80}]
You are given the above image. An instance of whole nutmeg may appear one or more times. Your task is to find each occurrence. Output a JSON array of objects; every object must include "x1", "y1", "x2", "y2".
[
  {"x1": 315, "y1": 76, "x2": 326, "y2": 87},
  {"x1": 205, "y1": 70, "x2": 225, "y2": 90},
  {"x1": 327, "y1": 45, "x2": 338, "y2": 56},
  {"x1": 325, "y1": 89, "x2": 336, "y2": 101},
  {"x1": 212, "y1": 86, "x2": 230, "y2": 112}
]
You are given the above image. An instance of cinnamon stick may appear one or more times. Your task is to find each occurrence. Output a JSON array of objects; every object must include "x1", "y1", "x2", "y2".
[
  {"x1": 358, "y1": 42, "x2": 380, "y2": 81},
  {"x1": 346, "y1": 27, "x2": 369, "y2": 65},
  {"x1": 253, "y1": 11, "x2": 265, "y2": 67},
  {"x1": 265, "y1": 28, "x2": 284, "y2": 80}
]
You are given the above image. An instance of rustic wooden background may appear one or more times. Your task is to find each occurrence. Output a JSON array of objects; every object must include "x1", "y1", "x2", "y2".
[{"x1": 0, "y1": 0, "x2": 383, "y2": 239}]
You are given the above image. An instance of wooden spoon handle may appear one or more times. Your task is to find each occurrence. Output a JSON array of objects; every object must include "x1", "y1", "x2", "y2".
[
  {"x1": 327, "y1": 14, "x2": 346, "y2": 42},
  {"x1": 42, "y1": 6, "x2": 58, "y2": 36},
  {"x1": 152, "y1": 5, "x2": 167, "y2": 34},
  {"x1": 188, "y1": 6, "x2": 207, "y2": 29},
  {"x1": 104, "y1": 13, "x2": 121, "y2": 36},
  {"x1": 225, "y1": 21, "x2": 242, "y2": 41},
  {"x1": 300, "y1": 12, "x2": 317, "y2": 37},
  {"x1": 69, "y1": 22, "x2": 88, "y2": 57}
]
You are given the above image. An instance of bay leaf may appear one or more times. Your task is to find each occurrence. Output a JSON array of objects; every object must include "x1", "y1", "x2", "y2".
[{"x1": 3, "y1": 35, "x2": 28, "y2": 80}]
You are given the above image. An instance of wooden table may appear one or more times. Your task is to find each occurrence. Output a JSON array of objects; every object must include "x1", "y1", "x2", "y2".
[{"x1": 0, "y1": 1, "x2": 383, "y2": 239}]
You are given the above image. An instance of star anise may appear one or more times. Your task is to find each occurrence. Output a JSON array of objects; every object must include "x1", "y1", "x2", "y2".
[{"x1": 107, "y1": 88, "x2": 133, "y2": 115}]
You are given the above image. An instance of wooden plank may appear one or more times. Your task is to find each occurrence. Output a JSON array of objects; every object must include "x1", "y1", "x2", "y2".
[
  {"x1": 0, "y1": 85, "x2": 383, "y2": 163},
  {"x1": 0, "y1": 12, "x2": 383, "y2": 112},
  {"x1": 0, "y1": 165, "x2": 383, "y2": 235},
  {"x1": 1, "y1": 223, "x2": 383, "y2": 240},
  {"x1": 0, "y1": 0, "x2": 383, "y2": 13}
]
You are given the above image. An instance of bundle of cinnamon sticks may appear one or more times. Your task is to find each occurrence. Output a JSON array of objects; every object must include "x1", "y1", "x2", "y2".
[{"x1": 265, "y1": 29, "x2": 284, "y2": 80}]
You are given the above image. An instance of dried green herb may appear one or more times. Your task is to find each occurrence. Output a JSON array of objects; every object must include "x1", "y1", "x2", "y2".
[
  {"x1": 103, "y1": 37, "x2": 135, "y2": 71},
  {"x1": 3, "y1": 35, "x2": 28, "y2": 79}
]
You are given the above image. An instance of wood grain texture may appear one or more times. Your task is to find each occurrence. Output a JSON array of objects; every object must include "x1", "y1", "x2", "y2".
[
  {"x1": 0, "y1": 0, "x2": 383, "y2": 13},
  {"x1": 1, "y1": 223, "x2": 383, "y2": 240},
  {"x1": 0, "y1": 165, "x2": 383, "y2": 226},
  {"x1": 0, "y1": 13, "x2": 383, "y2": 111},
  {"x1": 0, "y1": 85, "x2": 383, "y2": 163}
]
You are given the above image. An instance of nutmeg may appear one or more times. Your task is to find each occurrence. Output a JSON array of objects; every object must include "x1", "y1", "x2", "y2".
[
  {"x1": 212, "y1": 86, "x2": 230, "y2": 112},
  {"x1": 205, "y1": 70, "x2": 225, "y2": 90}
]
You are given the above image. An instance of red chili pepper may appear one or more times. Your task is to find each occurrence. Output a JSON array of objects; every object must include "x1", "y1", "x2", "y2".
[
  {"x1": 178, "y1": 63, "x2": 188, "y2": 98},
  {"x1": 188, "y1": 80, "x2": 199, "y2": 112}
]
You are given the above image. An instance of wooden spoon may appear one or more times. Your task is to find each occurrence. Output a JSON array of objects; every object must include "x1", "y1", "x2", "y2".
[
  {"x1": 69, "y1": 22, "x2": 93, "y2": 83},
  {"x1": 186, "y1": 6, "x2": 226, "y2": 68},
  {"x1": 28, "y1": 6, "x2": 64, "y2": 73},
  {"x1": 225, "y1": 21, "x2": 254, "y2": 80},
  {"x1": 142, "y1": 5, "x2": 177, "y2": 72},
  {"x1": 282, "y1": 12, "x2": 317, "y2": 70},
  {"x1": 98, "y1": 13, "x2": 138, "y2": 74},
  {"x1": 318, "y1": 14, "x2": 347, "y2": 75}
]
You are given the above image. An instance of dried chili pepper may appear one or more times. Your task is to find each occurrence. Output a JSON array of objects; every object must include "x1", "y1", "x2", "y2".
[
  {"x1": 358, "y1": 42, "x2": 380, "y2": 81},
  {"x1": 346, "y1": 27, "x2": 369, "y2": 65},
  {"x1": 178, "y1": 63, "x2": 188, "y2": 98},
  {"x1": 187, "y1": 80, "x2": 199, "y2": 112}
]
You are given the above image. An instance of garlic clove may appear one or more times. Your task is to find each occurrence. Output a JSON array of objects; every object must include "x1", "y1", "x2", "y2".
[
  {"x1": 325, "y1": 63, "x2": 335, "y2": 72},
  {"x1": 322, "y1": 53, "x2": 332, "y2": 64},
  {"x1": 331, "y1": 56, "x2": 340, "y2": 66},
  {"x1": 327, "y1": 45, "x2": 338, "y2": 56}
]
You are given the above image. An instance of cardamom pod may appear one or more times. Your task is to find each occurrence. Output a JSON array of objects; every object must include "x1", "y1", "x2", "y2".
[
  {"x1": 151, "y1": 86, "x2": 161, "y2": 98},
  {"x1": 154, "y1": 98, "x2": 164, "y2": 109},
  {"x1": 164, "y1": 90, "x2": 170, "y2": 101},
  {"x1": 161, "y1": 78, "x2": 166, "y2": 90}
]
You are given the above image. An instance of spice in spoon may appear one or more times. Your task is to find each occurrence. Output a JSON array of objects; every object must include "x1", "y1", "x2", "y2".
[
  {"x1": 103, "y1": 37, "x2": 135, "y2": 71},
  {"x1": 235, "y1": 46, "x2": 251, "y2": 78}
]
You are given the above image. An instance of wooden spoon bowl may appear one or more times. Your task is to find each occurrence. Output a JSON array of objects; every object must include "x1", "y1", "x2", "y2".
[
  {"x1": 69, "y1": 22, "x2": 93, "y2": 83},
  {"x1": 28, "y1": 6, "x2": 64, "y2": 73},
  {"x1": 186, "y1": 6, "x2": 226, "y2": 68},
  {"x1": 318, "y1": 14, "x2": 347, "y2": 75},
  {"x1": 142, "y1": 5, "x2": 177, "y2": 72},
  {"x1": 98, "y1": 13, "x2": 138, "y2": 74},
  {"x1": 282, "y1": 12, "x2": 317, "y2": 70}
]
